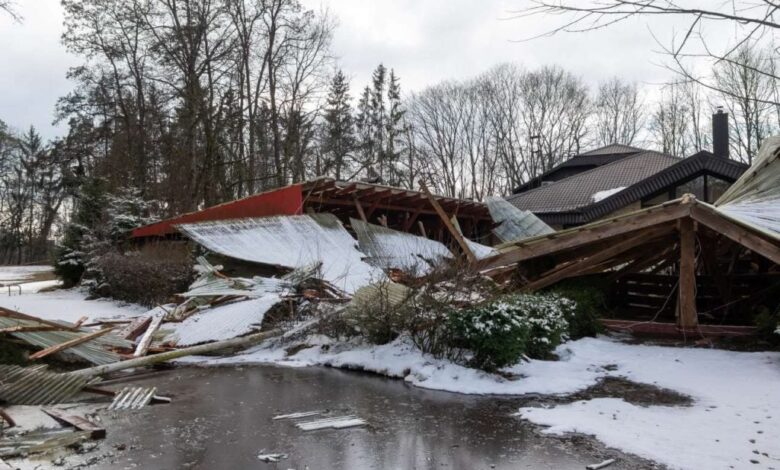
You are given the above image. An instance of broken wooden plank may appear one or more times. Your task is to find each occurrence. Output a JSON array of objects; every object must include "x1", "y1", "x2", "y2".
[
  {"x1": 133, "y1": 315, "x2": 163, "y2": 357},
  {"x1": 0, "y1": 325, "x2": 61, "y2": 334},
  {"x1": 117, "y1": 316, "x2": 152, "y2": 341},
  {"x1": 586, "y1": 458, "x2": 616, "y2": 470},
  {"x1": 0, "y1": 307, "x2": 78, "y2": 332},
  {"x1": 0, "y1": 409, "x2": 15, "y2": 428},
  {"x1": 73, "y1": 316, "x2": 88, "y2": 328},
  {"x1": 42, "y1": 408, "x2": 106, "y2": 439},
  {"x1": 521, "y1": 225, "x2": 675, "y2": 292},
  {"x1": 0, "y1": 430, "x2": 91, "y2": 458},
  {"x1": 29, "y1": 327, "x2": 115, "y2": 361},
  {"x1": 479, "y1": 200, "x2": 692, "y2": 271},
  {"x1": 419, "y1": 179, "x2": 476, "y2": 263},
  {"x1": 296, "y1": 416, "x2": 366, "y2": 431}
]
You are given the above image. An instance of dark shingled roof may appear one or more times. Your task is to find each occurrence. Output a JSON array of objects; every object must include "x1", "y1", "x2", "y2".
[
  {"x1": 512, "y1": 143, "x2": 644, "y2": 194},
  {"x1": 506, "y1": 151, "x2": 749, "y2": 226},
  {"x1": 507, "y1": 151, "x2": 680, "y2": 213}
]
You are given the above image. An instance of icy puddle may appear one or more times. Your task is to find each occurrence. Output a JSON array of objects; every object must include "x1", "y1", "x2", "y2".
[{"x1": 91, "y1": 366, "x2": 654, "y2": 470}]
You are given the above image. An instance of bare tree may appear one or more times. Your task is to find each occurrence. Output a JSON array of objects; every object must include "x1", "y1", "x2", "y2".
[
  {"x1": 713, "y1": 45, "x2": 777, "y2": 163},
  {"x1": 649, "y1": 82, "x2": 693, "y2": 157},
  {"x1": 513, "y1": 1, "x2": 780, "y2": 106},
  {"x1": 0, "y1": 0, "x2": 20, "y2": 21},
  {"x1": 593, "y1": 78, "x2": 643, "y2": 146}
]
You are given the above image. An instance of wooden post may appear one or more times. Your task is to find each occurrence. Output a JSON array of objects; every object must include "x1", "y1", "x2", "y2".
[
  {"x1": 678, "y1": 218, "x2": 698, "y2": 329},
  {"x1": 418, "y1": 180, "x2": 476, "y2": 263},
  {"x1": 352, "y1": 195, "x2": 367, "y2": 222}
]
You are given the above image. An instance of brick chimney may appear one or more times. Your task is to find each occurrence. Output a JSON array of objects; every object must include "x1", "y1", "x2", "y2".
[{"x1": 712, "y1": 107, "x2": 729, "y2": 159}]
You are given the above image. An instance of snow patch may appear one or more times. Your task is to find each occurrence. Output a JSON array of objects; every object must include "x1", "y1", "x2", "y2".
[{"x1": 591, "y1": 187, "x2": 626, "y2": 203}]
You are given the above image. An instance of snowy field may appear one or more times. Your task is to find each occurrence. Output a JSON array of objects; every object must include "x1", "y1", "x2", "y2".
[
  {"x1": 2, "y1": 274, "x2": 779, "y2": 470},
  {"x1": 0, "y1": 265, "x2": 145, "y2": 322},
  {"x1": 0, "y1": 265, "x2": 55, "y2": 283}
]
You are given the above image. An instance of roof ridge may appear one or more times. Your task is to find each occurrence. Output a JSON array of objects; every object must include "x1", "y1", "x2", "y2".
[{"x1": 579, "y1": 143, "x2": 644, "y2": 156}]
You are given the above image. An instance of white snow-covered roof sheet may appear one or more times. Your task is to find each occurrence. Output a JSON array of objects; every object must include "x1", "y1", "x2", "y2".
[
  {"x1": 178, "y1": 214, "x2": 384, "y2": 294},
  {"x1": 486, "y1": 196, "x2": 554, "y2": 243},
  {"x1": 164, "y1": 294, "x2": 281, "y2": 346},
  {"x1": 716, "y1": 136, "x2": 780, "y2": 239},
  {"x1": 351, "y1": 219, "x2": 452, "y2": 275}
]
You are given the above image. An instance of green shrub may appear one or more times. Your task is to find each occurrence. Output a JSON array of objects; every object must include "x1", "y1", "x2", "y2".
[
  {"x1": 448, "y1": 293, "x2": 573, "y2": 370},
  {"x1": 549, "y1": 282, "x2": 606, "y2": 339},
  {"x1": 754, "y1": 307, "x2": 780, "y2": 346}
]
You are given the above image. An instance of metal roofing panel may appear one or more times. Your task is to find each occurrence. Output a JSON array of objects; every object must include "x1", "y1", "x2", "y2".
[
  {"x1": 178, "y1": 214, "x2": 385, "y2": 294},
  {"x1": 486, "y1": 197, "x2": 554, "y2": 242},
  {"x1": 351, "y1": 218, "x2": 453, "y2": 275}
]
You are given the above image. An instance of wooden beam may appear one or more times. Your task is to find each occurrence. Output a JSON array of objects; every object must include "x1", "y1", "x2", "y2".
[
  {"x1": 29, "y1": 327, "x2": 115, "y2": 360},
  {"x1": 419, "y1": 180, "x2": 476, "y2": 263},
  {"x1": 690, "y1": 204, "x2": 780, "y2": 265},
  {"x1": 479, "y1": 201, "x2": 692, "y2": 271},
  {"x1": 0, "y1": 307, "x2": 79, "y2": 332},
  {"x1": 134, "y1": 315, "x2": 163, "y2": 357},
  {"x1": 353, "y1": 195, "x2": 368, "y2": 222},
  {"x1": 521, "y1": 226, "x2": 675, "y2": 292},
  {"x1": 402, "y1": 209, "x2": 422, "y2": 232},
  {"x1": 0, "y1": 326, "x2": 61, "y2": 334},
  {"x1": 117, "y1": 316, "x2": 152, "y2": 341},
  {"x1": 42, "y1": 408, "x2": 105, "y2": 439},
  {"x1": 678, "y1": 217, "x2": 698, "y2": 329},
  {"x1": 417, "y1": 221, "x2": 427, "y2": 238}
]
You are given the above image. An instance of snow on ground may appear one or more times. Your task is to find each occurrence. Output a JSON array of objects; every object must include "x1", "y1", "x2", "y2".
[
  {"x1": 0, "y1": 265, "x2": 53, "y2": 283},
  {"x1": 201, "y1": 335, "x2": 780, "y2": 470},
  {"x1": 0, "y1": 284, "x2": 146, "y2": 323},
  {"x1": 3, "y1": 282, "x2": 779, "y2": 470}
]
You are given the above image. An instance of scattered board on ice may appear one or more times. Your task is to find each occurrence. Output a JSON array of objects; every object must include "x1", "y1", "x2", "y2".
[{"x1": 295, "y1": 416, "x2": 366, "y2": 431}]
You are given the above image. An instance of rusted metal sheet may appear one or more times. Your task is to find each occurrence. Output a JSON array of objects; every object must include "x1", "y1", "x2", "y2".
[
  {"x1": 108, "y1": 387, "x2": 157, "y2": 411},
  {"x1": 0, "y1": 365, "x2": 100, "y2": 405}
]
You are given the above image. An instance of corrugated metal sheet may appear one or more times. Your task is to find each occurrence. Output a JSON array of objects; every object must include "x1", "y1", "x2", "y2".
[
  {"x1": 486, "y1": 197, "x2": 554, "y2": 243},
  {"x1": 0, "y1": 317, "x2": 131, "y2": 365},
  {"x1": 108, "y1": 387, "x2": 157, "y2": 410},
  {"x1": 716, "y1": 137, "x2": 780, "y2": 239},
  {"x1": 0, "y1": 365, "x2": 100, "y2": 405},
  {"x1": 178, "y1": 214, "x2": 385, "y2": 294},
  {"x1": 351, "y1": 218, "x2": 452, "y2": 275}
]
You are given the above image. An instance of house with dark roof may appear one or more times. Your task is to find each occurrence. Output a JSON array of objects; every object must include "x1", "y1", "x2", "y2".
[{"x1": 506, "y1": 111, "x2": 749, "y2": 228}]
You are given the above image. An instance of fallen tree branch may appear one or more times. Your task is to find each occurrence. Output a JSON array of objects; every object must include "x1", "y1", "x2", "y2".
[{"x1": 70, "y1": 327, "x2": 284, "y2": 378}]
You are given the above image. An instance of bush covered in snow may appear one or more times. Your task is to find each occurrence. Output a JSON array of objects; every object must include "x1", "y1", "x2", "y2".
[
  {"x1": 448, "y1": 293, "x2": 573, "y2": 370},
  {"x1": 549, "y1": 281, "x2": 606, "y2": 339},
  {"x1": 86, "y1": 245, "x2": 193, "y2": 307}
]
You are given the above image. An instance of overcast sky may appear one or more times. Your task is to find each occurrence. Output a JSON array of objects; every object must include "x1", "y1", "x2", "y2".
[{"x1": 0, "y1": 0, "x2": 707, "y2": 140}]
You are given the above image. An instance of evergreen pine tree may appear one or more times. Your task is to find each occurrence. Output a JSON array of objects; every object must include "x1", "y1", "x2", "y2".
[
  {"x1": 385, "y1": 69, "x2": 406, "y2": 186},
  {"x1": 322, "y1": 70, "x2": 355, "y2": 180},
  {"x1": 54, "y1": 177, "x2": 107, "y2": 286},
  {"x1": 370, "y1": 64, "x2": 387, "y2": 179},
  {"x1": 355, "y1": 86, "x2": 374, "y2": 175}
]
